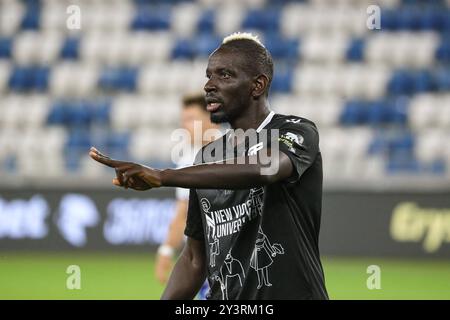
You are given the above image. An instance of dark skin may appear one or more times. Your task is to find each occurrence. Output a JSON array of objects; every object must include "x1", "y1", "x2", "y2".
[{"x1": 89, "y1": 47, "x2": 294, "y2": 300}]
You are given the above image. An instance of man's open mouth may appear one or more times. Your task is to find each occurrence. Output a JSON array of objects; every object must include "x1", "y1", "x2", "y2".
[{"x1": 206, "y1": 102, "x2": 222, "y2": 112}]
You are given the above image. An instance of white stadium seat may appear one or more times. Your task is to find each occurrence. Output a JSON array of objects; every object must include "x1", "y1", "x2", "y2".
[
  {"x1": 50, "y1": 62, "x2": 99, "y2": 97},
  {"x1": 171, "y1": 3, "x2": 201, "y2": 37},
  {"x1": 0, "y1": 62, "x2": 11, "y2": 93},
  {"x1": 0, "y1": 0, "x2": 25, "y2": 36},
  {"x1": 13, "y1": 32, "x2": 63, "y2": 64}
]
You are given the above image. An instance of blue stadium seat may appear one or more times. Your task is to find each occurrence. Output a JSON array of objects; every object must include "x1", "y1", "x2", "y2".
[
  {"x1": 435, "y1": 37, "x2": 450, "y2": 62},
  {"x1": 34, "y1": 66, "x2": 50, "y2": 91},
  {"x1": 47, "y1": 101, "x2": 67, "y2": 125},
  {"x1": 402, "y1": 0, "x2": 445, "y2": 6},
  {"x1": 195, "y1": 34, "x2": 221, "y2": 57},
  {"x1": 60, "y1": 37, "x2": 80, "y2": 60},
  {"x1": 133, "y1": 0, "x2": 193, "y2": 4},
  {"x1": 171, "y1": 39, "x2": 195, "y2": 59},
  {"x1": 197, "y1": 10, "x2": 215, "y2": 34},
  {"x1": 436, "y1": 67, "x2": 450, "y2": 91},
  {"x1": 414, "y1": 70, "x2": 436, "y2": 93},
  {"x1": 242, "y1": 9, "x2": 281, "y2": 33},
  {"x1": 131, "y1": 7, "x2": 171, "y2": 30},
  {"x1": 265, "y1": 35, "x2": 299, "y2": 60},
  {"x1": 9, "y1": 66, "x2": 33, "y2": 91},
  {"x1": 443, "y1": 10, "x2": 450, "y2": 32},
  {"x1": 47, "y1": 100, "x2": 111, "y2": 127},
  {"x1": 99, "y1": 67, "x2": 138, "y2": 91},
  {"x1": 367, "y1": 100, "x2": 390, "y2": 125},
  {"x1": 91, "y1": 100, "x2": 111, "y2": 125},
  {"x1": 346, "y1": 38, "x2": 365, "y2": 62},
  {"x1": 271, "y1": 65, "x2": 293, "y2": 93},
  {"x1": 340, "y1": 100, "x2": 367, "y2": 125},
  {"x1": 389, "y1": 132, "x2": 415, "y2": 154},
  {"x1": 172, "y1": 35, "x2": 220, "y2": 59},
  {"x1": 387, "y1": 70, "x2": 414, "y2": 95},
  {"x1": 420, "y1": 7, "x2": 444, "y2": 31},
  {"x1": 397, "y1": 7, "x2": 422, "y2": 30},
  {"x1": 368, "y1": 133, "x2": 389, "y2": 155},
  {"x1": 380, "y1": 9, "x2": 398, "y2": 30},
  {"x1": 0, "y1": 37, "x2": 13, "y2": 59},
  {"x1": 9, "y1": 66, "x2": 49, "y2": 91},
  {"x1": 388, "y1": 97, "x2": 409, "y2": 125},
  {"x1": 20, "y1": 1, "x2": 40, "y2": 30},
  {"x1": 66, "y1": 129, "x2": 92, "y2": 151},
  {"x1": 106, "y1": 132, "x2": 130, "y2": 152},
  {"x1": 428, "y1": 159, "x2": 446, "y2": 175},
  {"x1": 386, "y1": 152, "x2": 421, "y2": 174},
  {"x1": 3, "y1": 155, "x2": 17, "y2": 174}
]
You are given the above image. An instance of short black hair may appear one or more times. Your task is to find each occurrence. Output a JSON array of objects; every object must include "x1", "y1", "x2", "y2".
[
  {"x1": 218, "y1": 36, "x2": 274, "y2": 95},
  {"x1": 182, "y1": 93, "x2": 207, "y2": 112}
]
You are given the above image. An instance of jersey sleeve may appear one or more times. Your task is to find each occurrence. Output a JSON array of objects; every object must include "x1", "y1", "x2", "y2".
[
  {"x1": 183, "y1": 189, "x2": 205, "y2": 241},
  {"x1": 275, "y1": 120, "x2": 320, "y2": 184}
]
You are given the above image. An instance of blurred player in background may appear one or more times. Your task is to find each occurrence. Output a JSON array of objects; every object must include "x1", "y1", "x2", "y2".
[{"x1": 155, "y1": 93, "x2": 220, "y2": 299}]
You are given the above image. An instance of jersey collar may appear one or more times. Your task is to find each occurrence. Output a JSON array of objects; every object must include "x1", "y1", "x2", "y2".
[
  {"x1": 256, "y1": 111, "x2": 275, "y2": 133},
  {"x1": 225, "y1": 110, "x2": 275, "y2": 142}
]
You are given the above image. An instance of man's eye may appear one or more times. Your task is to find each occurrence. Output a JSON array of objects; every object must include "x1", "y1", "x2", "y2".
[{"x1": 221, "y1": 72, "x2": 230, "y2": 78}]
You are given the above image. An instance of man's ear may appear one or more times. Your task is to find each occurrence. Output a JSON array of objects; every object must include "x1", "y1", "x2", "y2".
[{"x1": 252, "y1": 75, "x2": 269, "y2": 98}]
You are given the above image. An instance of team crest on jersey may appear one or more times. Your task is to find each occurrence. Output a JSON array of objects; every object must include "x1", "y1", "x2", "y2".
[{"x1": 278, "y1": 132, "x2": 304, "y2": 153}]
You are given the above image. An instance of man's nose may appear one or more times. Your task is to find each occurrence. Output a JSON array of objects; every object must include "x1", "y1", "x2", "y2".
[{"x1": 204, "y1": 78, "x2": 217, "y2": 93}]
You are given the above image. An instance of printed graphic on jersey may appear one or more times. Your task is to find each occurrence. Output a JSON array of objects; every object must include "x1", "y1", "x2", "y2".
[
  {"x1": 210, "y1": 252, "x2": 245, "y2": 300},
  {"x1": 250, "y1": 227, "x2": 285, "y2": 289},
  {"x1": 279, "y1": 132, "x2": 304, "y2": 153}
]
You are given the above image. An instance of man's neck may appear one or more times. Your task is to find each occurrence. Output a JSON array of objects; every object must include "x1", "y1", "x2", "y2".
[{"x1": 229, "y1": 101, "x2": 271, "y2": 132}]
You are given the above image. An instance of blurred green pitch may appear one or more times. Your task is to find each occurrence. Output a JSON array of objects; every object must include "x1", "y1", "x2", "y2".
[{"x1": 1, "y1": 253, "x2": 449, "y2": 300}]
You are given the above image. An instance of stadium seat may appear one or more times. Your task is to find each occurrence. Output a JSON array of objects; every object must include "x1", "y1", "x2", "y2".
[
  {"x1": 60, "y1": 37, "x2": 80, "y2": 60},
  {"x1": 197, "y1": 9, "x2": 215, "y2": 34},
  {"x1": 0, "y1": 37, "x2": 13, "y2": 58},
  {"x1": 242, "y1": 9, "x2": 281, "y2": 33},
  {"x1": 0, "y1": 62, "x2": 11, "y2": 93},
  {"x1": 346, "y1": 38, "x2": 365, "y2": 62},
  {"x1": 270, "y1": 65, "x2": 293, "y2": 93},
  {"x1": 131, "y1": 6, "x2": 171, "y2": 31},
  {"x1": 436, "y1": 37, "x2": 450, "y2": 63},
  {"x1": 171, "y1": 3, "x2": 201, "y2": 37},
  {"x1": 301, "y1": 33, "x2": 349, "y2": 63},
  {"x1": 20, "y1": 1, "x2": 40, "y2": 30},
  {"x1": 415, "y1": 128, "x2": 447, "y2": 162},
  {"x1": 99, "y1": 67, "x2": 138, "y2": 92},
  {"x1": 9, "y1": 66, "x2": 50, "y2": 92},
  {"x1": 172, "y1": 39, "x2": 195, "y2": 60},
  {"x1": 265, "y1": 35, "x2": 300, "y2": 60},
  {"x1": 0, "y1": 0, "x2": 25, "y2": 35},
  {"x1": 215, "y1": 5, "x2": 244, "y2": 36}
]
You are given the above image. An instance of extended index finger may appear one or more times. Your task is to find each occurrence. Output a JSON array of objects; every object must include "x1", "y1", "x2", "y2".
[{"x1": 89, "y1": 147, "x2": 121, "y2": 168}]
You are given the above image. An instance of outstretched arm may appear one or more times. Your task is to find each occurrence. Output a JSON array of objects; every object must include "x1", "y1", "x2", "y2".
[
  {"x1": 89, "y1": 147, "x2": 293, "y2": 190},
  {"x1": 161, "y1": 237, "x2": 207, "y2": 300}
]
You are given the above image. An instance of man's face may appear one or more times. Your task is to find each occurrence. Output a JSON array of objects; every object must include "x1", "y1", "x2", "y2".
[{"x1": 204, "y1": 48, "x2": 254, "y2": 124}]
